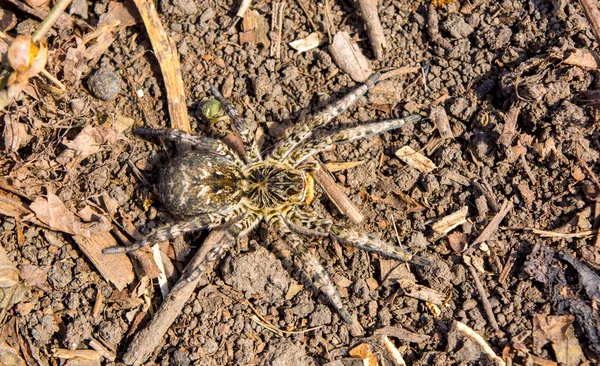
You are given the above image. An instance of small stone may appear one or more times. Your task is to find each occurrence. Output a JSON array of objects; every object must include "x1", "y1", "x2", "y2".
[{"x1": 88, "y1": 68, "x2": 121, "y2": 101}]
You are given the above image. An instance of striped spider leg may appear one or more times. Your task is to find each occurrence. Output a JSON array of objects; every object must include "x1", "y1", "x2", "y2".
[
  {"x1": 210, "y1": 85, "x2": 262, "y2": 163},
  {"x1": 269, "y1": 215, "x2": 353, "y2": 324},
  {"x1": 103, "y1": 211, "x2": 239, "y2": 254},
  {"x1": 285, "y1": 209, "x2": 431, "y2": 267},
  {"x1": 269, "y1": 73, "x2": 382, "y2": 162},
  {"x1": 169, "y1": 213, "x2": 262, "y2": 293},
  {"x1": 286, "y1": 115, "x2": 422, "y2": 167}
]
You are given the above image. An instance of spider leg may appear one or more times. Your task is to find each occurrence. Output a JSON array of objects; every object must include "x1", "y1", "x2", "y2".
[
  {"x1": 271, "y1": 215, "x2": 354, "y2": 324},
  {"x1": 284, "y1": 208, "x2": 332, "y2": 236},
  {"x1": 170, "y1": 212, "x2": 262, "y2": 293},
  {"x1": 329, "y1": 224, "x2": 431, "y2": 266},
  {"x1": 287, "y1": 115, "x2": 421, "y2": 166},
  {"x1": 103, "y1": 211, "x2": 237, "y2": 254},
  {"x1": 269, "y1": 73, "x2": 381, "y2": 162},
  {"x1": 133, "y1": 127, "x2": 245, "y2": 168},
  {"x1": 209, "y1": 85, "x2": 262, "y2": 163}
]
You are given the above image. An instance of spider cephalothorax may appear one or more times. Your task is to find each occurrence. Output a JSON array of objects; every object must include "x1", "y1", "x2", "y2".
[{"x1": 104, "y1": 73, "x2": 429, "y2": 324}]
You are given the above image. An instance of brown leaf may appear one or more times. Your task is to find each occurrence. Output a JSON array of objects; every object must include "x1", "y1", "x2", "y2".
[
  {"x1": 533, "y1": 314, "x2": 583, "y2": 365},
  {"x1": 57, "y1": 125, "x2": 122, "y2": 164},
  {"x1": 29, "y1": 191, "x2": 111, "y2": 237},
  {"x1": 3, "y1": 114, "x2": 30, "y2": 152}
]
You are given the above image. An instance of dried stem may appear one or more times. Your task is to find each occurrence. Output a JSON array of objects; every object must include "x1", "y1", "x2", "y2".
[
  {"x1": 312, "y1": 158, "x2": 364, "y2": 224},
  {"x1": 464, "y1": 260, "x2": 499, "y2": 331},
  {"x1": 31, "y1": 0, "x2": 72, "y2": 43},
  {"x1": 122, "y1": 227, "x2": 232, "y2": 365},
  {"x1": 579, "y1": 0, "x2": 600, "y2": 46},
  {"x1": 356, "y1": 0, "x2": 388, "y2": 60}
]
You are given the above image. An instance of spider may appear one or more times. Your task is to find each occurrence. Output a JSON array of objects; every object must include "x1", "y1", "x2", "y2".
[{"x1": 104, "y1": 72, "x2": 429, "y2": 324}]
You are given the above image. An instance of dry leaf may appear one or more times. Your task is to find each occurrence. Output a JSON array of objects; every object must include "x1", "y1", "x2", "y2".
[
  {"x1": 0, "y1": 343, "x2": 25, "y2": 366},
  {"x1": 58, "y1": 125, "x2": 121, "y2": 164},
  {"x1": 3, "y1": 114, "x2": 30, "y2": 152},
  {"x1": 395, "y1": 146, "x2": 437, "y2": 173},
  {"x1": 0, "y1": 244, "x2": 19, "y2": 288},
  {"x1": 533, "y1": 314, "x2": 583, "y2": 365},
  {"x1": 289, "y1": 32, "x2": 323, "y2": 53},
  {"x1": 563, "y1": 48, "x2": 600, "y2": 69},
  {"x1": 29, "y1": 191, "x2": 111, "y2": 237},
  {"x1": 447, "y1": 232, "x2": 467, "y2": 252},
  {"x1": 113, "y1": 114, "x2": 135, "y2": 133},
  {"x1": 329, "y1": 31, "x2": 373, "y2": 82}
]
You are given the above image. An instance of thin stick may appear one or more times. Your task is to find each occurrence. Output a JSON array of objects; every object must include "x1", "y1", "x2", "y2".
[
  {"x1": 455, "y1": 321, "x2": 506, "y2": 366},
  {"x1": 227, "y1": 0, "x2": 253, "y2": 31},
  {"x1": 31, "y1": 0, "x2": 72, "y2": 43},
  {"x1": 121, "y1": 227, "x2": 231, "y2": 365},
  {"x1": 464, "y1": 200, "x2": 513, "y2": 256},
  {"x1": 312, "y1": 158, "x2": 364, "y2": 224},
  {"x1": 133, "y1": 0, "x2": 191, "y2": 133},
  {"x1": 356, "y1": 0, "x2": 388, "y2": 60},
  {"x1": 295, "y1": 0, "x2": 318, "y2": 33},
  {"x1": 464, "y1": 261, "x2": 499, "y2": 331},
  {"x1": 578, "y1": 0, "x2": 600, "y2": 46}
]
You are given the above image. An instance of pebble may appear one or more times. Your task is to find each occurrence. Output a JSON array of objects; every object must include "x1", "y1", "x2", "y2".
[{"x1": 88, "y1": 68, "x2": 121, "y2": 101}]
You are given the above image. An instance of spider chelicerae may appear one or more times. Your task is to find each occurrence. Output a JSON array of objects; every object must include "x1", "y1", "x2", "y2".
[{"x1": 104, "y1": 72, "x2": 429, "y2": 324}]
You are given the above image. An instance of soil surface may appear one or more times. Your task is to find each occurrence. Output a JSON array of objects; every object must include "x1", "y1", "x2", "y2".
[{"x1": 1, "y1": 0, "x2": 600, "y2": 365}]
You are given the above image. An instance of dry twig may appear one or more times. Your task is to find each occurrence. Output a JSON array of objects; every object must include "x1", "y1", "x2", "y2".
[
  {"x1": 357, "y1": 0, "x2": 388, "y2": 60},
  {"x1": 464, "y1": 259, "x2": 499, "y2": 331},
  {"x1": 456, "y1": 321, "x2": 506, "y2": 366},
  {"x1": 578, "y1": 0, "x2": 600, "y2": 46},
  {"x1": 133, "y1": 0, "x2": 190, "y2": 133}
]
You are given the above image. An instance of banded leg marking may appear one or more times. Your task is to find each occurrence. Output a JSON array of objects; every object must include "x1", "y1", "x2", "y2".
[
  {"x1": 288, "y1": 115, "x2": 421, "y2": 166},
  {"x1": 133, "y1": 127, "x2": 245, "y2": 169},
  {"x1": 269, "y1": 73, "x2": 381, "y2": 162},
  {"x1": 209, "y1": 85, "x2": 262, "y2": 163},
  {"x1": 170, "y1": 213, "x2": 262, "y2": 293},
  {"x1": 103, "y1": 212, "x2": 236, "y2": 254},
  {"x1": 330, "y1": 225, "x2": 431, "y2": 266},
  {"x1": 272, "y1": 216, "x2": 353, "y2": 324}
]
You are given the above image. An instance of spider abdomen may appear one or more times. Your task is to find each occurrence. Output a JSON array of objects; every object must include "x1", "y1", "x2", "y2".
[{"x1": 159, "y1": 150, "x2": 244, "y2": 216}]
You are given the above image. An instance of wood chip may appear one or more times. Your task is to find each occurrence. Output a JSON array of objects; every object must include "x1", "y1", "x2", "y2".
[
  {"x1": 348, "y1": 343, "x2": 377, "y2": 366},
  {"x1": 324, "y1": 160, "x2": 365, "y2": 172},
  {"x1": 328, "y1": 31, "x2": 373, "y2": 82},
  {"x1": 289, "y1": 32, "x2": 323, "y2": 53},
  {"x1": 397, "y1": 279, "x2": 445, "y2": 305},
  {"x1": 241, "y1": 10, "x2": 270, "y2": 47},
  {"x1": 72, "y1": 232, "x2": 134, "y2": 291},
  {"x1": 395, "y1": 146, "x2": 437, "y2": 173},
  {"x1": 285, "y1": 283, "x2": 303, "y2": 300},
  {"x1": 53, "y1": 349, "x2": 101, "y2": 361},
  {"x1": 3, "y1": 114, "x2": 31, "y2": 152},
  {"x1": 430, "y1": 106, "x2": 453, "y2": 140},
  {"x1": 374, "y1": 326, "x2": 431, "y2": 344},
  {"x1": 431, "y1": 206, "x2": 468, "y2": 236}
]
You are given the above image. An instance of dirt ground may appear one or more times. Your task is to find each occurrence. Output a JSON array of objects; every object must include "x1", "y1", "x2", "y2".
[{"x1": 1, "y1": 0, "x2": 600, "y2": 365}]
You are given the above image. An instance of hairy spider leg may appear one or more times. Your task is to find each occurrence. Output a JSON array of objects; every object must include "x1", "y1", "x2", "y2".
[
  {"x1": 209, "y1": 85, "x2": 262, "y2": 163},
  {"x1": 329, "y1": 225, "x2": 432, "y2": 266},
  {"x1": 287, "y1": 115, "x2": 422, "y2": 167},
  {"x1": 271, "y1": 216, "x2": 354, "y2": 324},
  {"x1": 284, "y1": 208, "x2": 332, "y2": 236},
  {"x1": 170, "y1": 213, "x2": 262, "y2": 293},
  {"x1": 103, "y1": 211, "x2": 238, "y2": 254},
  {"x1": 269, "y1": 72, "x2": 381, "y2": 162},
  {"x1": 284, "y1": 207, "x2": 430, "y2": 266},
  {"x1": 133, "y1": 127, "x2": 245, "y2": 169}
]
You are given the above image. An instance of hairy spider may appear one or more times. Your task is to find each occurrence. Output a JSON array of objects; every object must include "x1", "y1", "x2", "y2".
[{"x1": 104, "y1": 73, "x2": 428, "y2": 324}]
